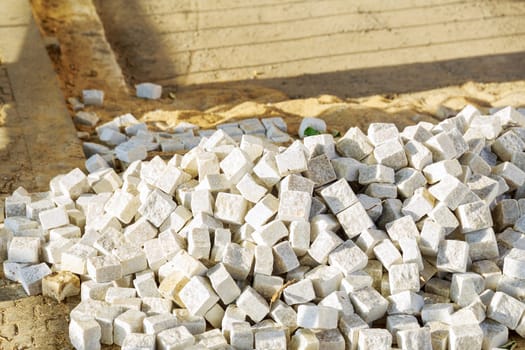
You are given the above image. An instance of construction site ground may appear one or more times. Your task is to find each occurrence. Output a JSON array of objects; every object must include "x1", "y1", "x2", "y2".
[{"x1": 0, "y1": 0, "x2": 524, "y2": 348}]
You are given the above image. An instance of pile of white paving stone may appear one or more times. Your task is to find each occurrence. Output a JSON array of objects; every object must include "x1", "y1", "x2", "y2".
[{"x1": 2, "y1": 105, "x2": 525, "y2": 350}]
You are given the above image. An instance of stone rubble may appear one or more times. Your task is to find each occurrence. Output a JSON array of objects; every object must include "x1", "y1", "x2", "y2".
[{"x1": 1, "y1": 106, "x2": 525, "y2": 349}]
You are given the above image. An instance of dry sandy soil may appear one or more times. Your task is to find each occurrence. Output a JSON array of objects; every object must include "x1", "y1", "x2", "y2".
[{"x1": 0, "y1": 0, "x2": 524, "y2": 349}]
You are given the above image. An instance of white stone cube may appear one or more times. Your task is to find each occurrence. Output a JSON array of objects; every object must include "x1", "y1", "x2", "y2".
[
  {"x1": 336, "y1": 201, "x2": 374, "y2": 239},
  {"x1": 236, "y1": 286, "x2": 270, "y2": 323},
  {"x1": 179, "y1": 276, "x2": 219, "y2": 316},
  {"x1": 297, "y1": 303, "x2": 338, "y2": 329},
  {"x1": 357, "y1": 328, "x2": 392, "y2": 350},
  {"x1": 207, "y1": 263, "x2": 241, "y2": 304},
  {"x1": 214, "y1": 192, "x2": 248, "y2": 225},
  {"x1": 69, "y1": 315, "x2": 102, "y2": 350}
]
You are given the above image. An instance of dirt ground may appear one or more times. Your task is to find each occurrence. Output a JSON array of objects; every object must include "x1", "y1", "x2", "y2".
[{"x1": 0, "y1": 0, "x2": 523, "y2": 349}]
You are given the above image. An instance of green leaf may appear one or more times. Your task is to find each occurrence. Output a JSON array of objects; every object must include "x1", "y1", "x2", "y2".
[
  {"x1": 304, "y1": 126, "x2": 321, "y2": 136},
  {"x1": 332, "y1": 130, "x2": 341, "y2": 138}
]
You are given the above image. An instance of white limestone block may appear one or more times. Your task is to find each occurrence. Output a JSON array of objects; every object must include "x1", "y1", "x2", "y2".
[
  {"x1": 252, "y1": 244, "x2": 273, "y2": 275},
  {"x1": 428, "y1": 203, "x2": 459, "y2": 235},
  {"x1": 328, "y1": 240, "x2": 368, "y2": 275},
  {"x1": 104, "y1": 190, "x2": 140, "y2": 225},
  {"x1": 254, "y1": 327, "x2": 288, "y2": 350},
  {"x1": 387, "y1": 291, "x2": 424, "y2": 316},
  {"x1": 69, "y1": 315, "x2": 102, "y2": 350},
  {"x1": 230, "y1": 321, "x2": 254, "y2": 349},
  {"x1": 82, "y1": 89, "x2": 104, "y2": 105},
  {"x1": 290, "y1": 328, "x2": 319, "y2": 350},
  {"x1": 141, "y1": 297, "x2": 172, "y2": 315},
  {"x1": 288, "y1": 220, "x2": 310, "y2": 257},
  {"x1": 39, "y1": 206, "x2": 70, "y2": 231},
  {"x1": 465, "y1": 228, "x2": 499, "y2": 261},
  {"x1": 219, "y1": 148, "x2": 253, "y2": 183},
  {"x1": 480, "y1": 319, "x2": 509, "y2": 350},
  {"x1": 136, "y1": 82, "x2": 162, "y2": 99},
  {"x1": 143, "y1": 314, "x2": 179, "y2": 335},
  {"x1": 283, "y1": 279, "x2": 316, "y2": 305},
  {"x1": 8, "y1": 236, "x2": 41, "y2": 263},
  {"x1": 277, "y1": 190, "x2": 312, "y2": 222},
  {"x1": 374, "y1": 139, "x2": 408, "y2": 170},
  {"x1": 297, "y1": 303, "x2": 338, "y2": 329},
  {"x1": 354, "y1": 228, "x2": 387, "y2": 258},
  {"x1": 320, "y1": 178, "x2": 357, "y2": 214},
  {"x1": 456, "y1": 200, "x2": 493, "y2": 233},
  {"x1": 373, "y1": 239, "x2": 402, "y2": 271},
  {"x1": 59, "y1": 168, "x2": 90, "y2": 200},
  {"x1": 187, "y1": 227, "x2": 210, "y2": 260},
  {"x1": 113, "y1": 244, "x2": 148, "y2": 276},
  {"x1": 133, "y1": 273, "x2": 160, "y2": 299},
  {"x1": 357, "y1": 328, "x2": 392, "y2": 350},
  {"x1": 252, "y1": 220, "x2": 288, "y2": 247},
  {"x1": 404, "y1": 140, "x2": 433, "y2": 171},
  {"x1": 244, "y1": 194, "x2": 279, "y2": 228},
  {"x1": 121, "y1": 333, "x2": 155, "y2": 350},
  {"x1": 157, "y1": 326, "x2": 195, "y2": 350},
  {"x1": 336, "y1": 127, "x2": 373, "y2": 160},
  {"x1": 349, "y1": 286, "x2": 388, "y2": 323},
  {"x1": 138, "y1": 189, "x2": 177, "y2": 228},
  {"x1": 397, "y1": 327, "x2": 432, "y2": 350},
  {"x1": 179, "y1": 276, "x2": 219, "y2": 317},
  {"x1": 359, "y1": 164, "x2": 395, "y2": 185},
  {"x1": 238, "y1": 118, "x2": 265, "y2": 135},
  {"x1": 401, "y1": 188, "x2": 434, "y2": 221},
  {"x1": 207, "y1": 263, "x2": 241, "y2": 304},
  {"x1": 336, "y1": 201, "x2": 374, "y2": 239},
  {"x1": 389, "y1": 263, "x2": 420, "y2": 295},
  {"x1": 253, "y1": 151, "x2": 282, "y2": 188},
  {"x1": 61, "y1": 243, "x2": 98, "y2": 275},
  {"x1": 308, "y1": 230, "x2": 343, "y2": 264},
  {"x1": 385, "y1": 215, "x2": 419, "y2": 242},
  {"x1": 436, "y1": 240, "x2": 469, "y2": 273},
  {"x1": 113, "y1": 310, "x2": 146, "y2": 346},
  {"x1": 253, "y1": 274, "x2": 283, "y2": 300},
  {"x1": 399, "y1": 238, "x2": 423, "y2": 271},
  {"x1": 428, "y1": 175, "x2": 469, "y2": 211},
  {"x1": 450, "y1": 273, "x2": 485, "y2": 307},
  {"x1": 236, "y1": 173, "x2": 268, "y2": 203},
  {"x1": 203, "y1": 303, "x2": 224, "y2": 330},
  {"x1": 502, "y1": 248, "x2": 525, "y2": 279},
  {"x1": 339, "y1": 271, "x2": 373, "y2": 294},
  {"x1": 493, "y1": 161, "x2": 525, "y2": 190},
  {"x1": 421, "y1": 303, "x2": 454, "y2": 324},
  {"x1": 395, "y1": 168, "x2": 426, "y2": 198},
  {"x1": 214, "y1": 192, "x2": 248, "y2": 225},
  {"x1": 190, "y1": 189, "x2": 214, "y2": 217},
  {"x1": 240, "y1": 134, "x2": 265, "y2": 162},
  {"x1": 273, "y1": 241, "x2": 300, "y2": 274},
  {"x1": 18, "y1": 262, "x2": 52, "y2": 295},
  {"x1": 487, "y1": 291, "x2": 525, "y2": 330},
  {"x1": 386, "y1": 314, "x2": 419, "y2": 345},
  {"x1": 236, "y1": 286, "x2": 270, "y2": 323},
  {"x1": 155, "y1": 166, "x2": 192, "y2": 196},
  {"x1": 87, "y1": 254, "x2": 122, "y2": 283},
  {"x1": 448, "y1": 324, "x2": 483, "y2": 350},
  {"x1": 338, "y1": 313, "x2": 369, "y2": 350},
  {"x1": 124, "y1": 217, "x2": 157, "y2": 245},
  {"x1": 269, "y1": 299, "x2": 297, "y2": 330},
  {"x1": 319, "y1": 290, "x2": 354, "y2": 317}
]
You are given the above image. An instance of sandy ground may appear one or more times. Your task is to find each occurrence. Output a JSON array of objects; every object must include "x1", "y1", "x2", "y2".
[{"x1": 0, "y1": 0, "x2": 523, "y2": 349}]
